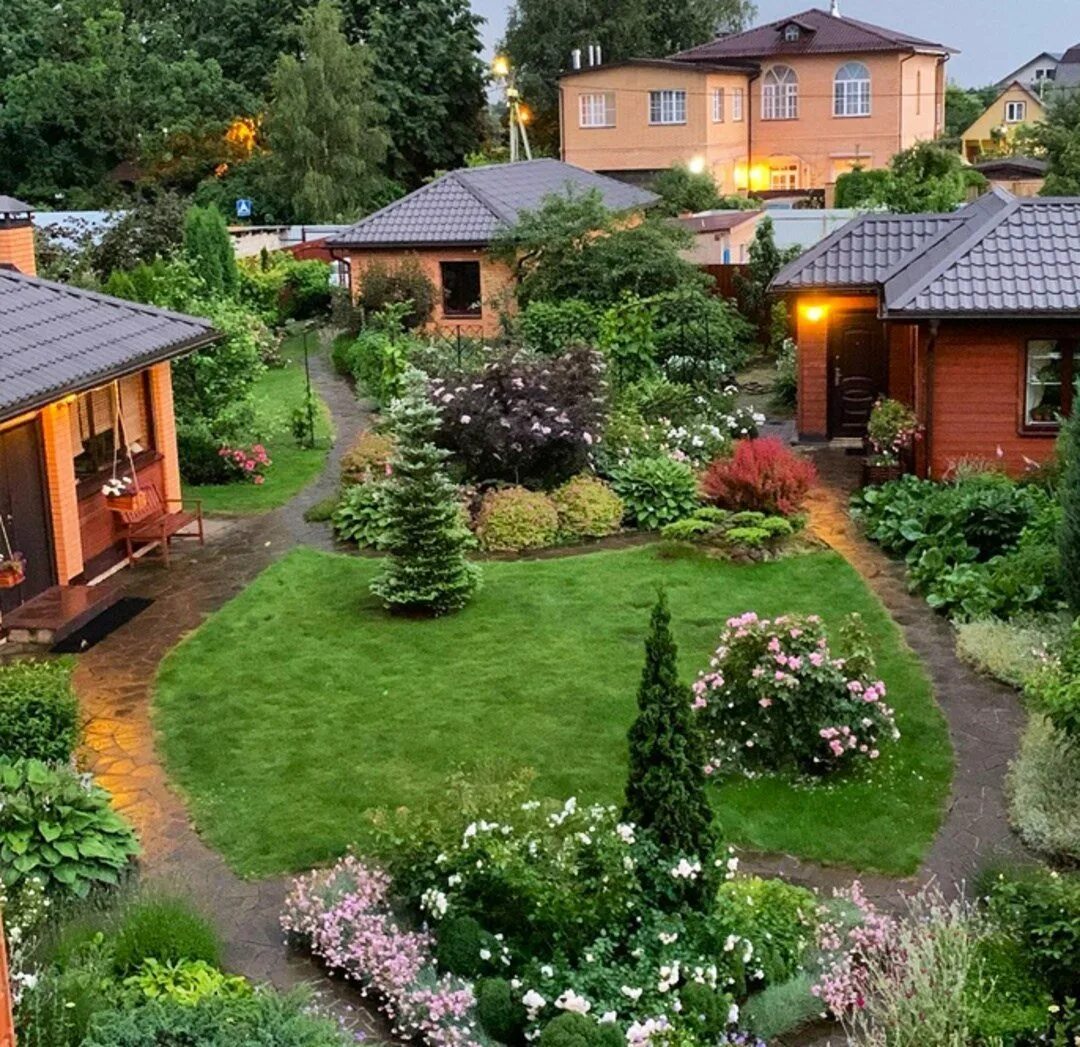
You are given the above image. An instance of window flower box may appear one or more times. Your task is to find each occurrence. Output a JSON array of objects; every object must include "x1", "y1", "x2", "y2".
[
  {"x1": 0, "y1": 554, "x2": 26, "y2": 589},
  {"x1": 102, "y1": 475, "x2": 146, "y2": 513}
]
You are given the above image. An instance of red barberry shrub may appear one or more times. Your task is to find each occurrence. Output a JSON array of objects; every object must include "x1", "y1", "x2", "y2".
[{"x1": 700, "y1": 438, "x2": 817, "y2": 516}]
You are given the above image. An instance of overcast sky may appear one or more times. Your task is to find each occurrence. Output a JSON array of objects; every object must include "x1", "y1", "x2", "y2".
[{"x1": 469, "y1": 0, "x2": 1079, "y2": 88}]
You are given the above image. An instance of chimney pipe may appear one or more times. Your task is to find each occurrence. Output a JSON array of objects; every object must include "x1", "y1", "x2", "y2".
[
  {"x1": 595, "y1": 43, "x2": 602, "y2": 65},
  {"x1": 571, "y1": 48, "x2": 581, "y2": 70},
  {"x1": 0, "y1": 195, "x2": 36, "y2": 276},
  {"x1": 830, "y1": 0, "x2": 841, "y2": 15}
]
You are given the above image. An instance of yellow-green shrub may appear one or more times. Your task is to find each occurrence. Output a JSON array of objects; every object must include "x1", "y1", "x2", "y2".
[
  {"x1": 475, "y1": 487, "x2": 559, "y2": 551},
  {"x1": 340, "y1": 431, "x2": 394, "y2": 486},
  {"x1": 551, "y1": 475, "x2": 624, "y2": 539}
]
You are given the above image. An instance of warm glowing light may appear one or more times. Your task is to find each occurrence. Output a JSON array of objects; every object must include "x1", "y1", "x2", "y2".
[
  {"x1": 802, "y1": 304, "x2": 827, "y2": 323},
  {"x1": 517, "y1": 104, "x2": 532, "y2": 125},
  {"x1": 748, "y1": 165, "x2": 769, "y2": 192},
  {"x1": 733, "y1": 163, "x2": 748, "y2": 190},
  {"x1": 225, "y1": 117, "x2": 258, "y2": 156},
  {"x1": 492, "y1": 54, "x2": 510, "y2": 78},
  {"x1": 687, "y1": 155, "x2": 706, "y2": 175}
]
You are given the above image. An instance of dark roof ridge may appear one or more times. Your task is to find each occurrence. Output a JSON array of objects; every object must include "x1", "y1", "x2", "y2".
[{"x1": 771, "y1": 211, "x2": 880, "y2": 288}]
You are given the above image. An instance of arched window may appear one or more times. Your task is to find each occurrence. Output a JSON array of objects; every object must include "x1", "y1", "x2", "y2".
[
  {"x1": 763, "y1": 65, "x2": 798, "y2": 120},
  {"x1": 834, "y1": 61, "x2": 871, "y2": 117}
]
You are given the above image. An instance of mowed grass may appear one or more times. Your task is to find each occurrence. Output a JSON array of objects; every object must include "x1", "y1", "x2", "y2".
[
  {"x1": 154, "y1": 545, "x2": 951, "y2": 878},
  {"x1": 183, "y1": 336, "x2": 332, "y2": 515}
]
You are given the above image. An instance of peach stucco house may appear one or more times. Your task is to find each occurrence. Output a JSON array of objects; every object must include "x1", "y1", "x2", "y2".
[
  {"x1": 560, "y1": 7, "x2": 951, "y2": 197},
  {"x1": 0, "y1": 194, "x2": 216, "y2": 637}
]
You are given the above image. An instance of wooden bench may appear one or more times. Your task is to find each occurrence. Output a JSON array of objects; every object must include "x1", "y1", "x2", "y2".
[{"x1": 117, "y1": 484, "x2": 204, "y2": 567}]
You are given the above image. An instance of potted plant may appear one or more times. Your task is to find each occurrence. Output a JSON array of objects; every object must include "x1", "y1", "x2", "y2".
[
  {"x1": 863, "y1": 397, "x2": 920, "y2": 487},
  {"x1": 0, "y1": 551, "x2": 25, "y2": 589},
  {"x1": 102, "y1": 474, "x2": 146, "y2": 513}
]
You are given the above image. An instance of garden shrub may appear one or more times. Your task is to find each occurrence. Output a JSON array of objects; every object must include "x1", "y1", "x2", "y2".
[
  {"x1": 517, "y1": 299, "x2": 600, "y2": 356},
  {"x1": 355, "y1": 256, "x2": 437, "y2": 331},
  {"x1": 538, "y1": 1012, "x2": 623, "y2": 1047},
  {"x1": 432, "y1": 346, "x2": 607, "y2": 487},
  {"x1": 660, "y1": 509, "x2": 798, "y2": 558},
  {"x1": 771, "y1": 338, "x2": 797, "y2": 410},
  {"x1": 476, "y1": 977, "x2": 527, "y2": 1044},
  {"x1": 694, "y1": 612, "x2": 899, "y2": 776},
  {"x1": 700, "y1": 438, "x2": 817, "y2": 516},
  {"x1": 1025, "y1": 620, "x2": 1080, "y2": 741},
  {"x1": 985, "y1": 866, "x2": 1080, "y2": 998},
  {"x1": 332, "y1": 480, "x2": 391, "y2": 549},
  {"x1": 183, "y1": 204, "x2": 238, "y2": 299},
  {"x1": 475, "y1": 487, "x2": 560, "y2": 551},
  {"x1": 740, "y1": 973, "x2": 820, "y2": 1040},
  {"x1": 111, "y1": 896, "x2": 223, "y2": 975},
  {"x1": 955, "y1": 614, "x2": 1068, "y2": 688},
  {"x1": 435, "y1": 914, "x2": 498, "y2": 978},
  {"x1": 177, "y1": 420, "x2": 234, "y2": 485},
  {"x1": 0, "y1": 759, "x2": 138, "y2": 898},
  {"x1": 551, "y1": 475, "x2": 624, "y2": 540},
  {"x1": 677, "y1": 982, "x2": 729, "y2": 1039},
  {"x1": 340, "y1": 430, "x2": 395, "y2": 485},
  {"x1": 1007, "y1": 714, "x2": 1080, "y2": 862},
  {"x1": 339, "y1": 326, "x2": 412, "y2": 406},
  {"x1": 1060, "y1": 406, "x2": 1080, "y2": 615},
  {"x1": 610, "y1": 456, "x2": 699, "y2": 530},
  {"x1": 0, "y1": 659, "x2": 78, "y2": 763},
  {"x1": 966, "y1": 934, "x2": 1053, "y2": 1044},
  {"x1": 122, "y1": 958, "x2": 250, "y2": 1006},
  {"x1": 239, "y1": 255, "x2": 331, "y2": 325},
  {"x1": 82, "y1": 989, "x2": 355, "y2": 1046}
]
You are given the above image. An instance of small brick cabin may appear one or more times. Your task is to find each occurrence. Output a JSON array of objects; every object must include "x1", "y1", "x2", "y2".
[{"x1": 772, "y1": 188, "x2": 1079, "y2": 477}]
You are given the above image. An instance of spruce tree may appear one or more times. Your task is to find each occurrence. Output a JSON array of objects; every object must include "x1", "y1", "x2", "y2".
[
  {"x1": 623, "y1": 592, "x2": 715, "y2": 857},
  {"x1": 371, "y1": 371, "x2": 481, "y2": 615},
  {"x1": 1060, "y1": 408, "x2": 1080, "y2": 616},
  {"x1": 183, "y1": 204, "x2": 238, "y2": 298}
]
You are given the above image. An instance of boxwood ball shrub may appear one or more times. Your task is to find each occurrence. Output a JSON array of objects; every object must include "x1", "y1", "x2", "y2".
[
  {"x1": 0, "y1": 658, "x2": 79, "y2": 763},
  {"x1": 693, "y1": 612, "x2": 899, "y2": 776},
  {"x1": 551, "y1": 474, "x2": 624, "y2": 540},
  {"x1": 340, "y1": 429, "x2": 394, "y2": 486},
  {"x1": 701, "y1": 438, "x2": 817, "y2": 516},
  {"x1": 0, "y1": 758, "x2": 139, "y2": 897},
  {"x1": 111, "y1": 896, "x2": 223, "y2": 975},
  {"x1": 475, "y1": 487, "x2": 560, "y2": 551},
  {"x1": 610, "y1": 456, "x2": 699, "y2": 530}
]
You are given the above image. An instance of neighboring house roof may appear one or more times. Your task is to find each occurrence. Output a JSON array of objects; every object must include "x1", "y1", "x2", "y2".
[
  {"x1": 678, "y1": 210, "x2": 763, "y2": 234},
  {"x1": 674, "y1": 7, "x2": 952, "y2": 62},
  {"x1": 773, "y1": 188, "x2": 1080, "y2": 317},
  {"x1": 1056, "y1": 43, "x2": 1080, "y2": 85},
  {"x1": 972, "y1": 156, "x2": 1048, "y2": 178},
  {"x1": 994, "y1": 51, "x2": 1062, "y2": 88},
  {"x1": 329, "y1": 160, "x2": 659, "y2": 249},
  {"x1": 559, "y1": 57, "x2": 756, "y2": 79},
  {"x1": 0, "y1": 269, "x2": 219, "y2": 423},
  {"x1": 0, "y1": 195, "x2": 32, "y2": 215}
]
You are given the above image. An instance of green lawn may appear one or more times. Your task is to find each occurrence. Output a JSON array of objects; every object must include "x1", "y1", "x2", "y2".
[
  {"x1": 183, "y1": 337, "x2": 333, "y2": 515},
  {"x1": 154, "y1": 545, "x2": 951, "y2": 878}
]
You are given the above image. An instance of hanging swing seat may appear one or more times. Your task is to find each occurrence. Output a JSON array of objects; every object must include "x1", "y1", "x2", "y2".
[{"x1": 117, "y1": 484, "x2": 204, "y2": 567}]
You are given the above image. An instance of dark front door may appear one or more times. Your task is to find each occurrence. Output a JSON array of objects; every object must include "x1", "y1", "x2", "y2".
[
  {"x1": 828, "y1": 313, "x2": 887, "y2": 438},
  {"x1": 0, "y1": 420, "x2": 56, "y2": 613}
]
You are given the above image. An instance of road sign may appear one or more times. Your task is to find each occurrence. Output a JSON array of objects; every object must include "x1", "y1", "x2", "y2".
[{"x1": 235, "y1": 198, "x2": 253, "y2": 218}]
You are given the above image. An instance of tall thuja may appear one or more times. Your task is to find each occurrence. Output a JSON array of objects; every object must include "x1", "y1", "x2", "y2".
[
  {"x1": 183, "y1": 204, "x2": 238, "y2": 298},
  {"x1": 624, "y1": 592, "x2": 716, "y2": 866},
  {"x1": 371, "y1": 371, "x2": 481, "y2": 615},
  {"x1": 1061, "y1": 407, "x2": 1080, "y2": 615}
]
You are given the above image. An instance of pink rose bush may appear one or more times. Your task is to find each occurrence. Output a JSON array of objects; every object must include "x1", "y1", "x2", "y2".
[
  {"x1": 219, "y1": 443, "x2": 271, "y2": 484},
  {"x1": 693, "y1": 612, "x2": 899, "y2": 776},
  {"x1": 282, "y1": 856, "x2": 483, "y2": 1047}
]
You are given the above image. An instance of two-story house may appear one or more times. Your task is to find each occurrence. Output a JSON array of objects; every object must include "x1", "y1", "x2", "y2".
[
  {"x1": 559, "y1": 6, "x2": 952, "y2": 196},
  {"x1": 959, "y1": 82, "x2": 1045, "y2": 165}
]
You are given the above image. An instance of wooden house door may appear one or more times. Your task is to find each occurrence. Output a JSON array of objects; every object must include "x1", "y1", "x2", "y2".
[
  {"x1": 0, "y1": 420, "x2": 56, "y2": 613},
  {"x1": 828, "y1": 313, "x2": 887, "y2": 438}
]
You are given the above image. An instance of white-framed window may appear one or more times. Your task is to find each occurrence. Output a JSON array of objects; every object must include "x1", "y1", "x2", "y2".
[
  {"x1": 731, "y1": 87, "x2": 744, "y2": 121},
  {"x1": 649, "y1": 89, "x2": 687, "y2": 125},
  {"x1": 834, "y1": 61, "x2": 871, "y2": 117},
  {"x1": 1025, "y1": 339, "x2": 1073, "y2": 428},
  {"x1": 1005, "y1": 100, "x2": 1027, "y2": 123},
  {"x1": 711, "y1": 88, "x2": 725, "y2": 122},
  {"x1": 770, "y1": 164, "x2": 799, "y2": 190},
  {"x1": 578, "y1": 92, "x2": 615, "y2": 128},
  {"x1": 783, "y1": 23, "x2": 800, "y2": 41},
  {"x1": 762, "y1": 65, "x2": 798, "y2": 120}
]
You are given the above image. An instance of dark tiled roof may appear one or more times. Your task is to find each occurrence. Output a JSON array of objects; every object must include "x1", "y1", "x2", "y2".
[
  {"x1": 675, "y1": 7, "x2": 951, "y2": 61},
  {"x1": 773, "y1": 188, "x2": 1080, "y2": 317},
  {"x1": 973, "y1": 156, "x2": 1048, "y2": 177},
  {"x1": 0, "y1": 270, "x2": 218, "y2": 422},
  {"x1": 329, "y1": 160, "x2": 658, "y2": 248},
  {"x1": 0, "y1": 195, "x2": 32, "y2": 215},
  {"x1": 678, "y1": 210, "x2": 763, "y2": 233}
]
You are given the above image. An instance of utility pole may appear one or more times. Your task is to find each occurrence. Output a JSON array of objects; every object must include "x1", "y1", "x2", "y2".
[{"x1": 492, "y1": 55, "x2": 533, "y2": 162}]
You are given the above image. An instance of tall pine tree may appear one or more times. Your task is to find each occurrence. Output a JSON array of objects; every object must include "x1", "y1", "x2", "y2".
[
  {"x1": 183, "y1": 204, "x2": 238, "y2": 298},
  {"x1": 1060, "y1": 408, "x2": 1080, "y2": 616},
  {"x1": 624, "y1": 591, "x2": 714, "y2": 857},
  {"x1": 371, "y1": 371, "x2": 481, "y2": 615}
]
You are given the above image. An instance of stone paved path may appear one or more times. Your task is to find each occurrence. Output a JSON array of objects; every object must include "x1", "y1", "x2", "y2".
[{"x1": 66, "y1": 354, "x2": 1033, "y2": 1041}]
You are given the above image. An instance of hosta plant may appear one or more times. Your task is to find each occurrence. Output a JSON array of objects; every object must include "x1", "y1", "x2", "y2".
[
  {"x1": 122, "y1": 958, "x2": 251, "y2": 1006},
  {"x1": 0, "y1": 758, "x2": 139, "y2": 897},
  {"x1": 611, "y1": 456, "x2": 700, "y2": 530},
  {"x1": 332, "y1": 480, "x2": 392, "y2": 549},
  {"x1": 693, "y1": 613, "x2": 899, "y2": 776}
]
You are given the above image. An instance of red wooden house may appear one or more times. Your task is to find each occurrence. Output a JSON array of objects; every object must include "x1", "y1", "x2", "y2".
[{"x1": 772, "y1": 188, "x2": 1078, "y2": 477}]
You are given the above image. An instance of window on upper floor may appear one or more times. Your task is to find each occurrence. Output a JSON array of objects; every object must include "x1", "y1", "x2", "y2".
[
  {"x1": 579, "y1": 92, "x2": 615, "y2": 128},
  {"x1": 731, "y1": 87, "x2": 744, "y2": 121},
  {"x1": 783, "y1": 23, "x2": 800, "y2": 41},
  {"x1": 711, "y1": 88, "x2": 725, "y2": 122},
  {"x1": 762, "y1": 65, "x2": 798, "y2": 120},
  {"x1": 1005, "y1": 100, "x2": 1027, "y2": 123},
  {"x1": 834, "y1": 61, "x2": 871, "y2": 117},
  {"x1": 649, "y1": 89, "x2": 687, "y2": 125},
  {"x1": 1025, "y1": 339, "x2": 1074, "y2": 429}
]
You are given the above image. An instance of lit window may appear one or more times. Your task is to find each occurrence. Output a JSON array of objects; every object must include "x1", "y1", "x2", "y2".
[
  {"x1": 770, "y1": 164, "x2": 799, "y2": 190},
  {"x1": 1025, "y1": 339, "x2": 1074, "y2": 427},
  {"x1": 440, "y1": 261, "x2": 482, "y2": 317},
  {"x1": 712, "y1": 88, "x2": 725, "y2": 122},
  {"x1": 579, "y1": 92, "x2": 615, "y2": 128},
  {"x1": 762, "y1": 65, "x2": 798, "y2": 120},
  {"x1": 783, "y1": 24, "x2": 800, "y2": 41},
  {"x1": 834, "y1": 62, "x2": 871, "y2": 117},
  {"x1": 649, "y1": 89, "x2": 687, "y2": 125},
  {"x1": 731, "y1": 88, "x2": 744, "y2": 121},
  {"x1": 1005, "y1": 100, "x2": 1027, "y2": 123}
]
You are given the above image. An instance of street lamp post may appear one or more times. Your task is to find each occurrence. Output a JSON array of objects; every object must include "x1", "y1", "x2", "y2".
[{"x1": 491, "y1": 55, "x2": 533, "y2": 163}]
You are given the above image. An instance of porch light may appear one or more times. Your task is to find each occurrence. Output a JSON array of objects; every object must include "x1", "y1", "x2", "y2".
[
  {"x1": 492, "y1": 54, "x2": 510, "y2": 79},
  {"x1": 802, "y1": 303, "x2": 827, "y2": 323},
  {"x1": 687, "y1": 155, "x2": 706, "y2": 175},
  {"x1": 748, "y1": 165, "x2": 769, "y2": 192}
]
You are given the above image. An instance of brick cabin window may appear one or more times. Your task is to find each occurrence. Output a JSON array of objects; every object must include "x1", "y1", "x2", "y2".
[
  {"x1": 579, "y1": 92, "x2": 615, "y2": 128},
  {"x1": 834, "y1": 62, "x2": 871, "y2": 117},
  {"x1": 1025, "y1": 338, "x2": 1074, "y2": 428},
  {"x1": 731, "y1": 88, "x2": 744, "y2": 121},
  {"x1": 711, "y1": 88, "x2": 725, "y2": 122},
  {"x1": 762, "y1": 65, "x2": 798, "y2": 120},
  {"x1": 440, "y1": 260, "x2": 482, "y2": 317},
  {"x1": 648, "y1": 89, "x2": 687, "y2": 125}
]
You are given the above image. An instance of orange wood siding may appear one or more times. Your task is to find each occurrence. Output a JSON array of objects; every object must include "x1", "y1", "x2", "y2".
[
  {"x1": 929, "y1": 323, "x2": 1057, "y2": 478},
  {"x1": 0, "y1": 223, "x2": 36, "y2": 275},
  {"x1": 39, "y1": 401, "x2": 83, "y2": 583},
  {"x1": 78, "y1": 457, "x2": 165, "y2": 565},
  {"x1": 149, "y1": 363, "x2": 182, "y2": 502},
  {"x1": 887, "y1": 323, "x2": 917, "y2": 406}
]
